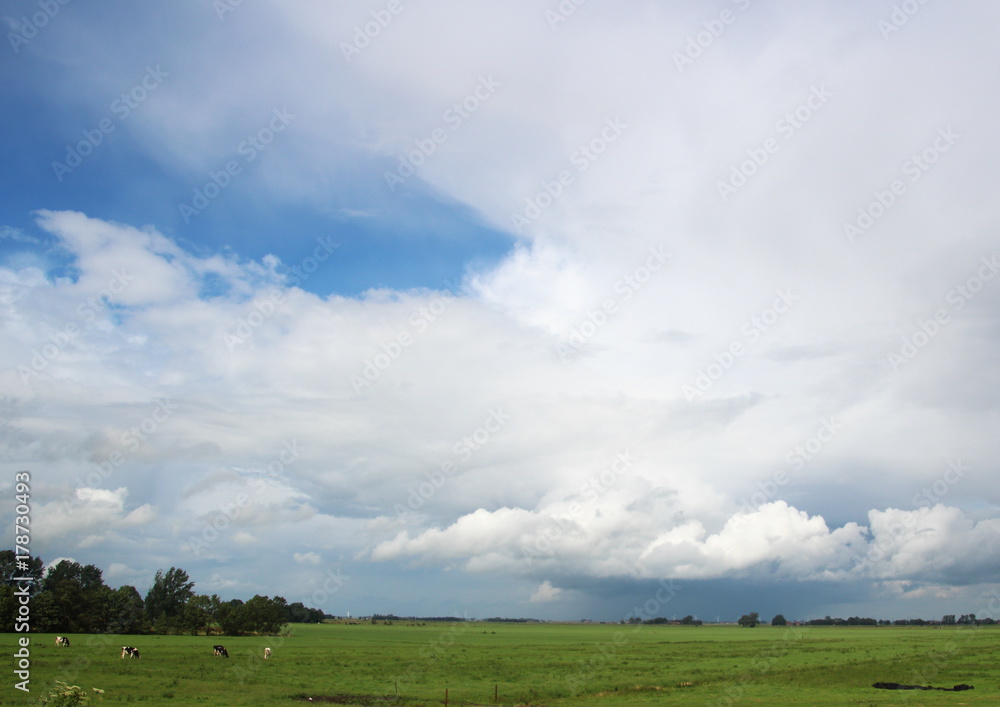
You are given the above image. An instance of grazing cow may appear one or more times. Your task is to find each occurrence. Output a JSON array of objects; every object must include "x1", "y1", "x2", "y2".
[
  {"x1": 121, "y1": 646, "x2": 141, "y2": 659},
  {"x1": 55, "y1": 636, "x2": 70, "y2": 647},
  {"x1": 263, "y1": 647, "x2": 272, "y2": 659},
  {"x1": 213, "y1": 645, "x2": 229, "y2": 658}
]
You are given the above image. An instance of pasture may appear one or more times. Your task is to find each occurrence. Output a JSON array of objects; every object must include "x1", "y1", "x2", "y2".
[{"x1": 3, "y1": 622, "x2": 998, "y2": 705}]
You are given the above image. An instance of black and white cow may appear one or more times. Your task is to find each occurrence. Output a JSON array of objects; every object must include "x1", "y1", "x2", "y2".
[
  {"x1": 121, "y1": 646, "x2": 141, "y2": 659},
  {"x1": 213, "y1": 645, "x2": 229, "y2": 658},
  {"x1": 55, "y1": 636, "x2": 70, "y2": 647},
  {"x1": 263, "y1": 647, "x2": 272, "y2": 659}
]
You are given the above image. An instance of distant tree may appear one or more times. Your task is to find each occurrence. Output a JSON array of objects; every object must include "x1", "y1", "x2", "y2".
[
  {"x1": 108, "y1": 585, "x2": 149, "y2": 635},
  {"x1": 738, "y1": 612, "x2": 759, "y2": 628},
  {"x1": 145, "y1": 567, "x2": 195, "y2": 631},
  {"x1": 680, "y1": 615, "x2": 702, "y2": 625},
  {"x1": 38, "y1": 560, "x2": 111, "y2": 633},
  {"x1": 216, "y1": 599, "x2": 247, "y2": 636},
  {"x1": 0, "y1": 550, "x2": 43, "y2": 631},
  {"x1": 286, "y1": 601, "x2": 325, "y2": 623},
  {"x1": 183, "y1": 594, "x2": 218, "y2": 635},
  {"x1": 30, "y1": 590, "x2": 63, "y2": 632},
  {"x1": 0, "y1": 550, "x2": 44, "y2": 589},
  {"x1": 240, "y1": 595, "x2": 288, "y2": 634},
  {"x1": 941, "y1": 614, "x2": 956, "y2": 625},
  {"x1": 771, "y1": 614, "x2": 787, "y2": 626}
]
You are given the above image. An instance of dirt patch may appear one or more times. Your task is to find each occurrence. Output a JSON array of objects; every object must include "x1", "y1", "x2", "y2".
[{"x1": 873, "y1": 682, "x2": 974, "y2": 691}]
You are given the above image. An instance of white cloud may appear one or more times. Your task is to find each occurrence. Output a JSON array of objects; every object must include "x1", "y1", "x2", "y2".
[
  {"x1": 529, "y1": 580, "x2": 563, "y2": 603},
  {"x1": 33, "y1": 487, "x2": 156, "y2": 548},
  {"x1": 3, "y1": 2, "x2": 1000, "y2": 617},
  {"x1": 294, "y1": 552, "x2": 322, "y2": 565}
]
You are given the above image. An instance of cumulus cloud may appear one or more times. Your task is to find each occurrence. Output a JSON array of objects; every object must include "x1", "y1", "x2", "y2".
[
  {"x1": 33, "y1": 487, "x2": 155, "y2": 549},
  {"x1": 2, "y1": 1, "x2": 1000, "y2": 618},
  {"x1": 530, "y1": 581, "x2": 563, "y2": 603}
]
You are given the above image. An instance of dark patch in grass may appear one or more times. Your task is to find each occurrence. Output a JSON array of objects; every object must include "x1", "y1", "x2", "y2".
[{"x1": 873, "y1": 681, "x2": 974, "y2": 691}]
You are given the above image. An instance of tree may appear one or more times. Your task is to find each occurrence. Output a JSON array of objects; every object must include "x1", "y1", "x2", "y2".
[
  {"x1": 771, "y1": 614, "x2": 787, "y2": 626},
  {"x1": 215, "y1": 599, "x2": 247, "y2": 636},
  {"x1": 145, "y1": 567, "x2": 195, "y2": 631},
  {"x1": 183, "y1": 594, "x2": 219, "y2": 636},
  {"x1": 286, "y1": 601, "x2": 325, "y2": 623},
  {"x1": 738, "y1": 612, "x2": 760, "y2": 628},
  {"x1": 243, "y1": 595, "x2": 288, "y2": 635},
  {"x1": 0, "y1": 550, "x2": 44, "y2": 632},
  {"x1": 37, "y1": 560, "x2": 111, "y2": 633},
  {"x1": 108, "y1": 586, "x2": 149, "y2": 635},
  {"x1": 0, "y1": 550, "x2": 44, "y2": 589}
]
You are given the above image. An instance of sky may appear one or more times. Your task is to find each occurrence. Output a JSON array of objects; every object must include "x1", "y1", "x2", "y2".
[{"x1": 1, "y1": 0, "x2": 999, "y2": 624}]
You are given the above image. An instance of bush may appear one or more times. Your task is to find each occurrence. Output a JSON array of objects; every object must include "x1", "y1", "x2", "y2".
[{"x1": 37, "y1": 681, "x2": 104, "y2": 706}]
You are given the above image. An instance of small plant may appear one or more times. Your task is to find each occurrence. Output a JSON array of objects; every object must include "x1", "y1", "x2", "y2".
[{"x1": 36, "y1": 681, "x2": 104, "y2": 705}]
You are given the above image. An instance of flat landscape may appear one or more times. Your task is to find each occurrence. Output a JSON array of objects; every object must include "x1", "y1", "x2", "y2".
[{"x1": 3, "y1": 622, "x2": 998, "y2": 705}]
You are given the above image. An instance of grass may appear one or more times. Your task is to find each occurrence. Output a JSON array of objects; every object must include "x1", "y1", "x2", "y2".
[{"x1": 2, "y1": 622, "x2": 998, "y2": 705}]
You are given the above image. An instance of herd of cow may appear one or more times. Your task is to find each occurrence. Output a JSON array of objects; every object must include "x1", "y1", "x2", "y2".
[{"x1": 54, "y1": 636, "x2": 272, "y2": 661}]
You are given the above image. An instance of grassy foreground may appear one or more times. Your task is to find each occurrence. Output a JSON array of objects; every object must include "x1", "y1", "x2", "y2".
[{"x1": 2, "y1": 622, "x2": 998, "y2": 705}]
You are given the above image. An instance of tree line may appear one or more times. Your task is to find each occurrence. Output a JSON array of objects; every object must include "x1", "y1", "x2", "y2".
[
  {"x1": 0, "y1": 551, "x2": 326, "y2": 635},
  {"x1": 627, "y1": 611, "x2": 997, "y2": 627},
  {"x1": 744, "y1": 613, "x2": 997, "y2": 627}
]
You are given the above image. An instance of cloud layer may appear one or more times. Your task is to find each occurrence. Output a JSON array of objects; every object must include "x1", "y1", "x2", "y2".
[{"x1": 2, "y1": 1, "x2": 999, "y2": 619}]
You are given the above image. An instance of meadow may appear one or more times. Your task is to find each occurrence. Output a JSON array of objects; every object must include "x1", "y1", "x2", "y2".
[{"x1": 2, "y1": 622, "x2": 998, "y2": 705}]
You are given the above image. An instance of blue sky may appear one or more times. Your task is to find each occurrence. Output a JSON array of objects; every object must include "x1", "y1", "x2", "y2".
[
  {"x1": 2, "y1": 1, "x2": 1000, "y2": 625},
  {"x1": 0, "y1": 0, "x2": 511, "y2": 296}
]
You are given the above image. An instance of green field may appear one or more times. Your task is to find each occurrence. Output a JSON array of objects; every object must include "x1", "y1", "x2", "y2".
[{"x1": 2, "y1": 622, "x2": 998, "y2": 705}]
